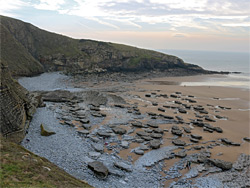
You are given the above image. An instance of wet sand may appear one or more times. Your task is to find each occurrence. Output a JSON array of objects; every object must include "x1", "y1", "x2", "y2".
[{"x1": 130, "y1": 76, "x2": 250, "y2": 162}]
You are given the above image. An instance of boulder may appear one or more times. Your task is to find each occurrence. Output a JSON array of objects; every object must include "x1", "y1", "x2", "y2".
[
  {"x1": 121, "y1": 141, "x2": 129, "y2": 148},
  {"x1": 147, "y1": 123, "x2": 159, "y2": 128},
  {"x1": 209, "y1": 159, "x2": 233, "y2": 171},
  {"x1": 175, "y1": 151, "x2": 187, "y2": 158},
  {"x1": 178, "y1": 108, "x2": 187, "y2": 113},
  {"x1": 150, "y1": 133, "x2": 163, "y2": 139},
  {"x1": 131, "y1": 121, "x2": 143, "y2": 128},
  {"x1": 172, "y1": 139, "x2": 186, "y2": 146},
  {"x1": 136, "y1": 131, "x2": 150, "y2": 137},
  {"x1": 183, "y1": 127, "x2": 191, "y2": 133},
  {"x1": 97, "y1": 131, "x2": 112, "y2": 137},
  {"x1": 40, "y1": 124, "x2": 55, "y2": 136},
  {"x1": 171, "y1": 129, "x2": 183, "y2": 136},
  {"x1": 88, "y1": 161, "x2": 109, "y2": 179},
  {"x1": 150, "y1": 139, "x2": 161, "y2": 149},
  {"x1": 191, "y1": 134, "x2": 202, "y2": 140},
  {"x1": 112, "y1": 127, "x2": 127, "y2": 135}
]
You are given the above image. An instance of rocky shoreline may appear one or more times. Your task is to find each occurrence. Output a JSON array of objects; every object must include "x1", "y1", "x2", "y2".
[{"x1": 20, "y1": 72, "x2": 250, "y2": 188}]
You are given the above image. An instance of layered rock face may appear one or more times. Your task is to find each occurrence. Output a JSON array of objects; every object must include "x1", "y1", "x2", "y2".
[{"x1": 0, "y1": 62, "x2": 40, "y2": 142}]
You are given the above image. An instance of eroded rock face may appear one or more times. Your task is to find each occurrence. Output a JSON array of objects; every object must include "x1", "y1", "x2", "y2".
[
  {"x1": 88, "y1": 161, "x2": 109, "y2": 179},
  {"x1": 0, "y1": 63, "x2": 40, "y2": 142}
]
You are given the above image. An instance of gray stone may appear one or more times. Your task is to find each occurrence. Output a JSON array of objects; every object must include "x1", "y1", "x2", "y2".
[
  {"x1": 147, "y1": 123, "x2": 159, "y2": 128},
  {"x1": 131, "y1": 121, "x2": 143, "y2": 128},
  {"x1": 77, "y1": 129, "x2": 89, "y2": 135},
  {"x1": 191, "y1": 134, "x2": 202, "y2": 140},
  {"x1": 97, "y1": 131, "x2": 112, "y2": 137},
  {"x1": 183, "y1": 127, "x2": 191, "y2": 133},
  {"x1": 172, "y1": 139, "x2": 186, "y2": 146},
  {"x1": 88, "y1": 151, "x2": 101, "y2": 159},
  {"x1": 92, "y1": 143, "x2": 104, "y2": 153},
  {"x1": 114, "y1": 161, "x2": 133, "y2": 172},
  {"x1": 112, "y1": 127, "x2": 127, "y2": 135},
  {"x1": 190, "y1": 138, "x2": 199, "y2": 143},
  {"x1": 150, "y1": 133, "x2": 163, "y2": 139},
  {"x1": 171, "y1": 129, "x2": 183, "y2": 136},
  {"x1": 40, "y1": 124, "x2": 56, "y2": 136},
  {"x1": 153, "y1": 128, "x2": 164, "y2": 134},
  {"x1": 175, "y1": 150, "x2": 187, "y2": 158},
  {"x1": 88, "y1": 161, "x2": 109, "y2": 179},
  {"x1": 135, "y1": 149, "x2": 144, "y2": 155},
  {"x1": 150, "y1": 139, "x2": 161, "y2": 149},
  {"x1": 121, "y1": 141, "x2": 129, "y2": 148},
  {"x1": 209, "y1": 159, "x2": 233, "y2": 171},
  {"x1": 136, "y1": 131, "x2": 150, "y2": 137}
]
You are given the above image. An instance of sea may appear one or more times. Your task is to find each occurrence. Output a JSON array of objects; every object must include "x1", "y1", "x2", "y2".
[{"x1": 158, "y1": 49, "x2": 250, "y2": 89}]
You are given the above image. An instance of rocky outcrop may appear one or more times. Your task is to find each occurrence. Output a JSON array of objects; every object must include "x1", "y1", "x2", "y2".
[
  {"x1": 0, "y1": 62, "x2": 41, "y2": 142},
  {"x1": 1, "y1": 15, "x2": 218, "y2": 76}
]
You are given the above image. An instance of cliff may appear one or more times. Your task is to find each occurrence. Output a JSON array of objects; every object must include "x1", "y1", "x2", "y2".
[
  {"x1": 0, "y1": 62, "x2": 39, "y2": 142},
  {"x1": 1, "y1": 15, "x2": 205, "y2": 76}
]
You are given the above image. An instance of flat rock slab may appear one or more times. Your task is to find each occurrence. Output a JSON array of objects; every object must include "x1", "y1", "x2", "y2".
[
  {"x1": 40, "y1": 124, "x2": 56, "y2": 136},
  {"x1": 88, "y1": 161, "x2": 109, "y2": 179},
  {"x1": 135, "y1": 146, "x2": 177, "y2": 168},
  {"x1": 112, "y1": 127, "x2": 127, "y2": 135},
  {"x1": 209, "y1": 159, "x2": 233, "y2": 171},
  {"x1": 191, "y1": 134, "x2": 202, "y2": 140},
  {"x1": 131, "y1": 121, "x2": 143, "y2": 128},
  {"x1": 114, "y1": 161, "x2": 133, "y2": 172},
  {"x1": 150, "y1": 139, "x2": 161, "y2": 149},
  {"x1": 172, "y1": 139, "x2": 186, "y2": 146},
  {"x1": 92, "y1": 143, "x2": 104, "y2": 153}
]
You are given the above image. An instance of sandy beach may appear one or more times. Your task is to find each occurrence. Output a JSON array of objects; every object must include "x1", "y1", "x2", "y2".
[{"x1": 20, "y1": 73, "x2": 250, "y2": 188}]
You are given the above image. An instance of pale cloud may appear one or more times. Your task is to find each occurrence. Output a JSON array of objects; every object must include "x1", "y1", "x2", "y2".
[
  {"x1": 34, "y1": 0, "x2": 65, "y2": 11},
  {"x1": 0, "y1": 0, "x2": 28, "y2": 17}
]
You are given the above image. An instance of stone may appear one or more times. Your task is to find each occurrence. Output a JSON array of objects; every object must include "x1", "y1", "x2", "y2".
[
  {"x1": 161, "y1": 115, "x2": 174, "y2": 119},
  {"x1": 193, "y1": 146, "x2": 203, "y2": 150},
  {"x1": 40, "y1": 124, "x2": 55, "y2": 136},
  {"x1": 147, "y1": 123, "x2": 158, "y2": 128},
  {"x1": 97, "y1": 131, "x2": 112, "y2": 137},
  {"x1": 171, "y1": 129, "x2": 183, "y2": 136},
  {"x1": 153, "y1": 128, "x2": 164, "y2": 134},
  {"x1": 205, "y1": 117, "x2": 216, "y2": 122},
  {"x1": 243, "y1": 137, "x2": 250, "y2": 142},
  {"x1": 170, "y1": 94, "x2": 178, "y2": 98},
  {"x1": 91, "y1": 112, "x2": 103, "y2": 117},
  {"x1": 150, "y1": 133, "x2": 163, "y2": 139},
  {"x1": 172, "y1": 140, "x2": 186, "y2": 146},
  {"x1": 121, "y1": 141, "x2": 129, "y2": 148},
  {"x1": 114, "y1": 161, "x2": 133, "y2": 172},
  {"x1": 152, "y1": 102, "x2": 158, "y2": 106},
  {"x1": 139, "y1": 144, "x2": 148, "y2": 151},
  {"x1": 136, "y1": 131, "x2": 150, "y2": 137},
  {"x1": 77, "y1": 130, "x2": 89, "y2": 135},
  {"x1": 134, "y1": 149, "x2": 144, "y2": 155},
  {"x1": 142, "y1": 136, "x2": 153, "y2": 141},
  {"x1": 183, "y1": 127, "x2": 191, "y2": 133},
  {"x1": 114, "y1": 104, "x2": 125, "y2": 108},
  {"x1": 92, "y1": 143, "x2": 104, "y2": 153},
  {"x1": 90, "y1": 106, "x2": 100, "y2": 111},
  {"x1": 158, "y1": 107, "x2": 165, "y2": 112},
  {"x1": 79, "y1": 119, "x2": 90, "y2": 124},
  {"x1": 203, "y1": 127, "x2": 214, "y2": 133},
  {"x1": 131, "y1": 121, "x2": 143, "y2": 128},
  {"x1": 145, "y1": 94, "x2": 151, "y2": 97},
  {"x1": 209, "y1": 159, "x2": 233, "y2": 171},
  {"x1": 191, "y1": 134, "x2": 202, "y2": 140},
  {"x1": 150, "y1": 139, "x2": 161, "y2": 149},
  {"x1": 213, "y1": 127, "x2": 223, "y2": 133},
  {"x1": 176, "y1": 116, "x2": 183, "y2": 120},
  {"x1": 199, "y1": 110, "x2": 208, "y2": 114},
  {"x1": 88, "y1": 161, "x2": 109, "y2": 179},
  {"x1": 175, "y1": 151, "x2": 187, "y2": 158},
  {"x1": 88, "y1": 151, "x2": 101, "y2": 159},
  {"x1": 112, "y1": 127, "x2": 127, "y2": 135},
  {"x1": 147, "y1": 112, "x2": 157, "y2": 116},
  {"x1": 190, "y1": 138, "x2": 199, "y2": 143}
]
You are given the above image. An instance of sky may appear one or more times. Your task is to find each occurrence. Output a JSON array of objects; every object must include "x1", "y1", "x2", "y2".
[{"x1": 0, "y1": 0, "x2": 249, "y2": 52}]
